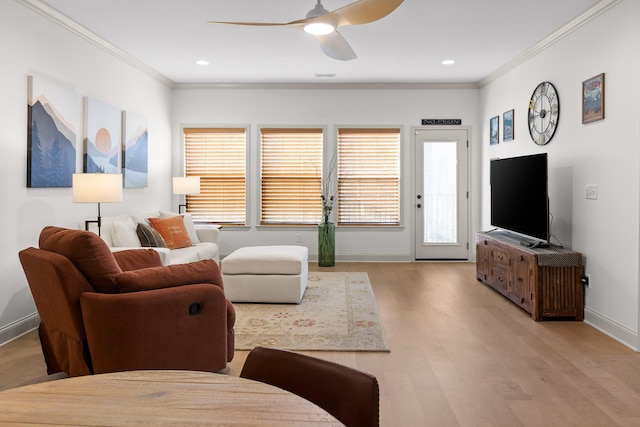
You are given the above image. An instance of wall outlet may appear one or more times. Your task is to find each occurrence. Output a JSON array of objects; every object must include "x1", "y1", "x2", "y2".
[
  {"x1": 582, "y1": 274, "x2": 591, "y2": 287},
  {"x1": 585, "y1": 185, "x2": 598, "y2": 200},
  {"x1": 296, "y1": 233, "x2": 303, "y2": 243}
]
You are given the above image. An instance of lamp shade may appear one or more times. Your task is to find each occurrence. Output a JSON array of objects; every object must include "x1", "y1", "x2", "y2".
[
  {"x1": 173, "y1": 176, "x2": 201, "y2": 195},
  {"x1": 72, "y1": 173, "x2": 123, "y2": 203}
]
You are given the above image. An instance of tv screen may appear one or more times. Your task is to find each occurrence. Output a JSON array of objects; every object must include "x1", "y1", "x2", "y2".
[{"x1": 490, "y1": 153, "x2": 549, "y2": 243}]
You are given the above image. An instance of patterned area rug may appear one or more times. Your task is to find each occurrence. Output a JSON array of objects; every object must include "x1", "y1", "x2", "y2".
[{"x1": 232, "y1": 272, "x2": 390, "y2": 352}]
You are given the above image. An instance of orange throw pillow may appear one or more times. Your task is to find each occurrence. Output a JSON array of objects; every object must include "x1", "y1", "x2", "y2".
[{"x1": 148, "y1": 216, "x2": 192, "y2": 249}]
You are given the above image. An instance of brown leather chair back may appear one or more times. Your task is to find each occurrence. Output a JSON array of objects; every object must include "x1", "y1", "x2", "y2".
[
  {"x1": 19, "y1": 247, "x2": 95, "y2": 376},
  {"x1": 240, "y1": 346, "x2": 379, "y2": 427}
]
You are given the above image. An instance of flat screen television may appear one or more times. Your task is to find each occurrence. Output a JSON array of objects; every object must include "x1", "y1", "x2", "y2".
[{"x1": 490, "y1": 153, "x2": 549, "y2": 246}]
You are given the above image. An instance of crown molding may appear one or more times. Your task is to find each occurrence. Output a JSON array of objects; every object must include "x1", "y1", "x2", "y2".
[
  {"x1": 479, "y1": 0, "x2": 623, "y2": 88},
  {"x1": 16, "y1": 0, "x2": 175, "y2": 88},
  {"x1": 173, "y1": 82, "x2": 480, "y2": 90}
]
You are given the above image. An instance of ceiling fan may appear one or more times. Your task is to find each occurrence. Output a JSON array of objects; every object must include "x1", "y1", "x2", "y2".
[{"x1": 208, "y1": 0, "x2": 404, "y2": 61}]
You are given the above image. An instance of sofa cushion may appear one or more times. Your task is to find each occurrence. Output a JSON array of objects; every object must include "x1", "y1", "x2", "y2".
[
  {"x1": 136, "y1": 223, "x2": 167, "y2": 248},
  {"x1": 149, "y1": 216, "x2": 193, "y2": 249},
  {"x1": 115, "y1": 259, "x2": 223, "y2": 293},
  {"x1": 39, "y1": 226, "x2": 121, "y2": 294},
  {"x1": 170, "y1": 242, "x2": 218, "y2": 265},
  {"x1": 130, "y1": 210, "x2": 160, "y2": 226}
]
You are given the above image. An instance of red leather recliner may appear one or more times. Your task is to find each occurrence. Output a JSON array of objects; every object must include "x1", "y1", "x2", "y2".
[{"x1": 19, "y1": 226, "x2": 235, "y2": 377}]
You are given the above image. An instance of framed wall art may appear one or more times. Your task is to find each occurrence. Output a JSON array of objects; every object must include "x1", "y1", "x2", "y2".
[
  {"x1": 27, "y1": 74, "x2": 77, "y2": 188},
  {"x1": 503, "y1": 109, "x2": 514, "y2": 141},
  {"x1": 490, "y1": 115, "x2": 499, "y2": 145},
  {"x1": 122, "y1": 111, "x2": 148, "y2": 188},
  {"x1": 582, "y1": 73, "x2": 605, "y2": 124},
  {"x1": 84, "y1": 97, "x2": 121, "y2": 173}
]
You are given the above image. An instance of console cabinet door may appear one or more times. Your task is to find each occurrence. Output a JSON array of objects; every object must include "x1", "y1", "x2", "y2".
[
  {"x1": 510, "y1": 251, "x2": 534, "y2": 312},
  {"x1": 476, "y1": 237, "x2": 492, "y2": 282}
]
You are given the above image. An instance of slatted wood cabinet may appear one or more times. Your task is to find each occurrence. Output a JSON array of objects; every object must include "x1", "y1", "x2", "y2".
[{"x1": 476, "y1": 231, "x2": 583, "y2": 321}]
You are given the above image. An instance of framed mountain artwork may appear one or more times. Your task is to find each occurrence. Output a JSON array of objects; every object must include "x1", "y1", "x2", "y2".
[
  {"x1": 122, "y1": 111, "x2": 148, "y2": 188},
  {"x1": 27, "y1": 74, "x2": 77, "y2": 188},
  {"x1": 84, "y1": 97, "x2": 120, "y2": 174}
]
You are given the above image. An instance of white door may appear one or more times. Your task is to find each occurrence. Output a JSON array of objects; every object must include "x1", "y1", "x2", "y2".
[{"x1": 414, "y1": 128, "x2": 469, "y2": 260}]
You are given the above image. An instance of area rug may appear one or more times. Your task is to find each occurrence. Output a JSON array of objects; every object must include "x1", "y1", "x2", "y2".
[{"x1": 232, "y1": 272, "x2": 390, "y2": 352}]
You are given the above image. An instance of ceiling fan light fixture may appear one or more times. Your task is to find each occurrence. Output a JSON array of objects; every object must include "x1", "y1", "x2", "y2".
[{"x1": 304, "y1": 22, "x2": 335, "y2": 35}]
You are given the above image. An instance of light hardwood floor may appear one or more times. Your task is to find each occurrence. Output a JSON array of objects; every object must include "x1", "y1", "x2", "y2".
[{"x1": 2, "y1": 262, "x2": 640, "y2": 426}]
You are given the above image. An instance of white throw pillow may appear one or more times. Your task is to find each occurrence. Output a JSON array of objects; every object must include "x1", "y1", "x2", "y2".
[{"x1": 112, "y1": 218, "x2": 142, "y2": 247}]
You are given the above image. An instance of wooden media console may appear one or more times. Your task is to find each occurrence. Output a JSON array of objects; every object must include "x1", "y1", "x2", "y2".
[{"x1": 476, "y1": 231, "x2": 584, "y2": 321}]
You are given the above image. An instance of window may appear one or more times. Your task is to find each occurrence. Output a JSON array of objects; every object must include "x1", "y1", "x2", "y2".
[
  {"x1": 183, "y1": 127, "x2": 246, "y2": 224},
  {"x1": 260, "y1": 128, "x2": 323, "y2": 225},
  {"x1": 337, "y1": 128, "x2": 401, "y2": 225}
]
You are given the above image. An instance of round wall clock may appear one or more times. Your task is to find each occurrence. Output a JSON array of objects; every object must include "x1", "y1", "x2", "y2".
[{"x1": 528, "y1": 81, "x2": 559, "y2": 145}]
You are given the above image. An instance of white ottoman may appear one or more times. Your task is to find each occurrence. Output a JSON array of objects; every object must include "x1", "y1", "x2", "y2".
[{"x1": 221, "y1": 245, "x2": 308, "y2": 304}]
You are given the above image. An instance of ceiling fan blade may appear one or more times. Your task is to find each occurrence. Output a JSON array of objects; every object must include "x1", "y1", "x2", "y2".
[
  {"x1": 316, "y1": 31, "x2": 357, "y2": 61},
  {"x1": 208, "y1": 21, "x2": 294, "y2": 27},
  {"x1": 210, "y1": 0, "x2": 404, "y2": 29},
  {"x1": 327, "y1": 0, "x2": 404, "y2": 27}
]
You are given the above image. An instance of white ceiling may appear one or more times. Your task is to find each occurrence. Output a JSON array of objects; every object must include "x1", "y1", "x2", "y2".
[{"x1": 37, "y1": 0, "x2": 599, "y2": 85}]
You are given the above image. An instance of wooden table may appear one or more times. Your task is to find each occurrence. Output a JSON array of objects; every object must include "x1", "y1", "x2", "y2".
[{"x1": 0, "y1": 370, "x2": 342, "y2": 426}]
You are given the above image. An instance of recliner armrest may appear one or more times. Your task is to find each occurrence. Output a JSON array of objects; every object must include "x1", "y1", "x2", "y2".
[
  {"x1": 111, "y1": 246, "x2": 171, "y2": 265},
  {"x1": 112, "y1": 248, "x2": 163, "y2": 271},
  {"x1": 113, "y1": 259, "x2": 224, "y2": 293}
]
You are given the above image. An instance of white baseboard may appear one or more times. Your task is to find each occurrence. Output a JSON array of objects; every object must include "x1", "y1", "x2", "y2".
[
  {"x1": 0, "y1": 313, "x2": 40, "y2": 347},
  {"x1": 584, "y1": 306, "x2": 638, "y2": 351},
  {"x1": 222, "y1": 252, "x2": 414, "y2": 262},
  {"x1": 329, "y1": 253, "x2": 413, "y2": 262}
]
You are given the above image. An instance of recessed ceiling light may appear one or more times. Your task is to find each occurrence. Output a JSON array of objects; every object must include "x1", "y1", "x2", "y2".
[
  {"x1": 442, "y1": 59, "x2": 456, "y2": 65},
  {"x1": 196, "y1": 60, "x2": 210, "y2": 66}
]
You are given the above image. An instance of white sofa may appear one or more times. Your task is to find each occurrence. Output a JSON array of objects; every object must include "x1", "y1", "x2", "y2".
[{"x1": 93, "y1": 210, "x2": 220, "y2": 265}]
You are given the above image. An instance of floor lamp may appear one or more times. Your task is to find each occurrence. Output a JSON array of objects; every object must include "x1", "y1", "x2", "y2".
[
  {"x1": 173, "y1": 176, "x2": 200, "y2": 214},
  {"x1": 72, "y1": 173, "x2": 123, "y2": 236}
]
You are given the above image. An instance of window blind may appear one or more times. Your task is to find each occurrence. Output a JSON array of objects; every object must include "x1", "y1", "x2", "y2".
[
  {"x1": 183, "y1": 128, "x2": 246, "y2": 224},
  {"x1": 337, "y1": 128, "x2": 400, "y2": 225},
  {"x1": 260, "y1": 128, "x2": 323, "y2": 225}
]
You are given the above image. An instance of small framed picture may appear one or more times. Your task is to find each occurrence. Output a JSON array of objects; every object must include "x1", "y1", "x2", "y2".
[
  {"x1": 490, "y1": 116, "x2": 499, "y2": 145},
  {"x1": 503, "y1": 109, "x2": 514, "y2": 141},
  {"x1": 582, "y1": 73, "x2": 605, "y2": 124}
]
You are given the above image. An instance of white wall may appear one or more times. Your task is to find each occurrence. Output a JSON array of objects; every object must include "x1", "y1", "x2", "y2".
[
  {"x1": 480, "y1": 0, "x2": 640, "y2": 348},
  {"x1": 0, "y1": 1, "x2": 174, "y2": 343},
  {"x1": 171, "y1": 86, "x2": 481, "y2": 260}
]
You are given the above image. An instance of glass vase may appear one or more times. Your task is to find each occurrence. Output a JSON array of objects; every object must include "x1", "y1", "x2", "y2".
[{"x1": 318, "y1": 221, "x2": 335, "y2": 267}]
